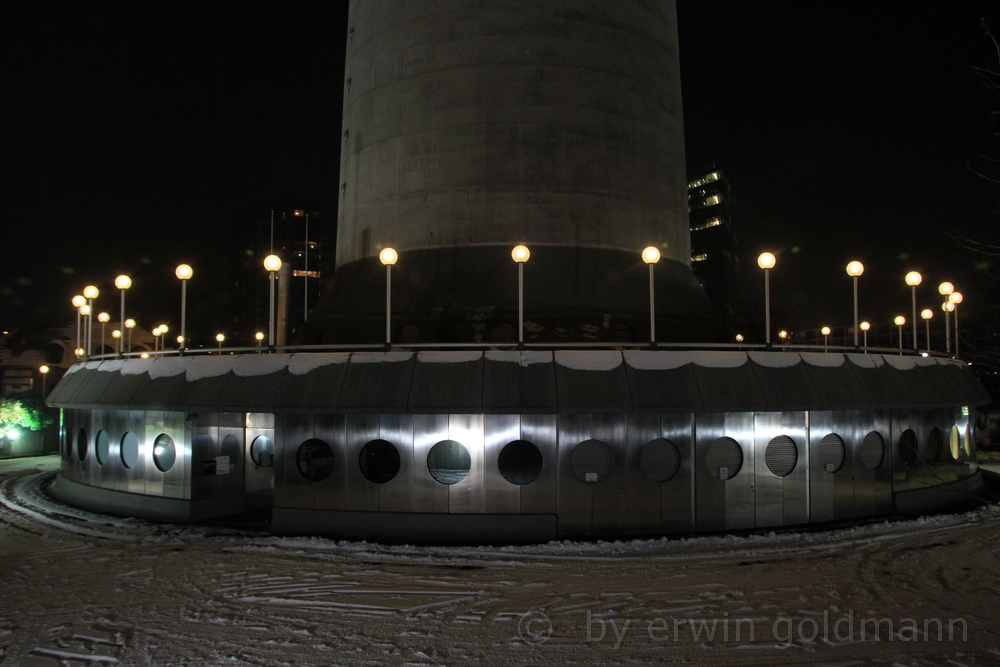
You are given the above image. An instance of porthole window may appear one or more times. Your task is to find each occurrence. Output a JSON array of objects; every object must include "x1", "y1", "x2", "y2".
[
  {"x1": 817, "y1": 433, "x2": 846, "y2": 474},
  {"x1": 120, "y1": 431, "x2": 140, "y2": 469},
  {"x1": 898, "y1": 429, "x2": 918, "y2": 467},
  {"x1": 639, "y1": 438, "x2": 681, "y2": 483},
  {"x1": 924, "y1": 427, "x2": 943, "y2": 464},
  {"x1": 949, "y1": 425, "x2": 961, "y2": 461},
  {"x1": 250, "y1": 435, "x2": 274, "y2": 467},
  {"x1": 765, "y1": 435, "x2": 797, "y2": 477},
  {"x1": 95, "y1": 430, "x2": 110, "y2": 465},
  {"x1": 860, "y1": 431, "x2": 885, "y2": 469},
  {"x1": 152, "y1": 433, "x2": 176, "y2": 473},
  {"x1": 705, "y1": 437, "x2": 742, "y2": 480},
  {"x1": 359, "y1": 439, "x2": 400, "y2": 484},
  {"x1": 297, "y1": 439, "x2": 335, "y2": 482},
  {"x1": 427, "y1": 440, "x2": 471, "y2": 485},
  {"x1": 498, "y1": 440, "x2": 543, "y2": 485},
  {"x1": 571, "y1": 439, "x2": 613, "y2": 484},
  {"x1": 76, "y1": 428, "x2": 88, "y2": 461}
]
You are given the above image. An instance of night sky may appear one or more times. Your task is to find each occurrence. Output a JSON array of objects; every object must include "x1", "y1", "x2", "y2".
[{"x1": 4, "y1": 2, "x2": 998, "y2": 341}]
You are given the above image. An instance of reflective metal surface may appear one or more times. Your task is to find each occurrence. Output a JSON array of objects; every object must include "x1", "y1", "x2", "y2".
[{"x1": 753, "y1": 412, "x2": 808, "y2": 528}]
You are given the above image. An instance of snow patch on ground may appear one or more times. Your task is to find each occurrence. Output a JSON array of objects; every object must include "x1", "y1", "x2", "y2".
[
  {"x1": 287, "y1": 353, "x2": 350, "y2": 375},
  {"x1": 748, "y1": 352, "x2": 800, "y2": 368},
  {"x1": 555, "y1": 351, "x2": 622, "y2": 371}
]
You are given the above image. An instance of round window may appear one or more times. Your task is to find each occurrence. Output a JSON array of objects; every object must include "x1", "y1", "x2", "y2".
[
  {"x1": 498, "y1": 440, "x2": 543, "y2": 485},
  {"x1": 95, "y1": 430, "x2": 110, "y2": 465},
  {"x1": 152, "y1": 433, "x2": 176, "y2": 472},
  {"x1": 120, "y1": 431, "x2": 140, "y2": 469},
  {"x1": 639, "y1": 438, "x2": 681, "y2": 483},
  {"x1": 898, "y1": 429, "x2": 918, "y2": 467},
  {"x1": 359, "y1": 439, "x2": 401, "y2": 484},
  {"x1": 765, "y1": 435, "x2": 797, "y2": 477},
  {"x1": 297, "y1": 439, "x2": 335, "y2": 482},
  {"x1": 705, "y1": 437, "x2": 743, "y2": 480},
  {"x1": 860, "y1": 431, "x2": 885, "y2": 469},
  {"x1": 949, "y1": 425, "x2": 961, "y2": 461},
  {"x1": 76, "y1": 428, "x2": 88, "y2": 462},
  {"x1": 250, "y1": 435, "x2": 274, "y2": 467},
  {"x1": 427, "y1": 440, "x2": 471, "y2": 485},
  {"x1": 817, "y1": 433, "x2": 846, "y2": 474},
  {"x1": 924, "y1": 427, "x2": 943, "y2": 464},
  {"x1": 571, "y1": 440, "x2": 613, "y2": 484}
]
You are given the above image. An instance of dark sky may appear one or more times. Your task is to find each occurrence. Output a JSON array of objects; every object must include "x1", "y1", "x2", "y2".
[{"x1": 4, "y1": 2, "x2": 999, "y2": 338}]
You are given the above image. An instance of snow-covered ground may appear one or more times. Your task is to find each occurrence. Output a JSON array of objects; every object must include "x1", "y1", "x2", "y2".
[{"x1": 2, "y1": 456, "x2": 999, "y2": 665}]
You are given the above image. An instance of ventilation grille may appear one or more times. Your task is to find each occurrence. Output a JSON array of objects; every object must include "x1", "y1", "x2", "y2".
[
  {"x1": 571, "y1": 440, "x2": 613, "y2": 484},
  {"x1": 639, "y1": 439, "x2": 681, "y2": 483},
  {"x1": 765, "y1": 435, "x2": 797, "y2": 477},
  {"x1": 818, "y1": 433, "x2": 846, "y2": 473},
  {"x1": 860, "y1": 431, "x2": 885, "y2": 469},
  {"x1": 706, "y1": 437, "x2": 743, "y2": 481}
]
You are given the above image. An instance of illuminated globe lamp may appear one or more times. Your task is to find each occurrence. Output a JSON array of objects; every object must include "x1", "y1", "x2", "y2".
[
  {"x1": 846, "y1": 261, "x2": 864, "y2": 346},
  {"x1": 860, "y1": 321, "x2": 871, "y2": 351},
  {"x1": 938, "y1": 282, "x2": 954, "y2": 297},
  {"x1": 905, "y1": 271, "x2": 922, "y2": 351},
  {"x1": 39, "y1": 365, "x2": 49, "y2": 395},
  {"x1": 511, "y1": 245, "x2": 530, "y2": 347},
  {"x1": 894, "y1": 315, "x2": 906, "y2": 354},
  {"x1": 176, "y1": 264, "x2": 193, "y2": 354},
  {"x1": 758, "y1": 252, "x2": 776, "y2": 345},
  {"x1": 821, "y1": 326, "x2": 831, "y2": 351},
  {"x1": 216, "y1": 333, "x2": 225, "y2": 353},
  {"x1": 71, "y1": 294, "x2": 86, "y2": 358},
  {"x1": 263, "y1": 255, "x2": 282, "y2": 352},
  {"x1": 97, "y1": 312, "x2": 110, "y2": 356},
  {"x1": 255, "y1": 331, "x2": 265, "y2": 353},
  {"x1": 920, "y1": 308, "x2": 934, "y2": 354},
  {"x1": 114, "y1": 275, "x2": 131, "y2": 356},
  {"x1": 642, "y1": 246, "x2": 661, "y2": 346},
  {"x1": 949, "y1": 291, "x2": 963, "y2": 358},
  {"x1": 379, "y1": 248, "x2": 398, "y2": 347}
]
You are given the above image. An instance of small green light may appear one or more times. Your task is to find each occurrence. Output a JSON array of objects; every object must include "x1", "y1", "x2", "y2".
[{"x1": 962, "y1": 406, "x2": 970, "y2": 416}]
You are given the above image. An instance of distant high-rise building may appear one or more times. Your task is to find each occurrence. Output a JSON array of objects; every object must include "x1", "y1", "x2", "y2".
[
  {"x1": 228, "y1": 204, "x2": 324, "y2": 346},
  {"x1": 688, "y1": 167, "x2": 739, "y2": 335}
]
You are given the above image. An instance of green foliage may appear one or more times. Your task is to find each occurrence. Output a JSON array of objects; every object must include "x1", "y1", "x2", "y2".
[{"x1": 0, "y1": 391, "x2": 56, "y2": 431}]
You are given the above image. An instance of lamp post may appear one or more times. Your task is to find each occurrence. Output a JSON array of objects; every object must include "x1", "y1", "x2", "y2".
[
  {"x1": 152, "y1": 327, "x2": 162, "y2": 352},
  {"x1": 255, "y1": 331, "x2": 265, "y2": 353},
  {"x1": 79, "y1": 305, "x2": 91, "y2": 358},
  {"x1": 97, "y1": 312, "x2": 110, "y2": 356},
  {"x1": 124, "y1": 319, "x2": 135, "y2": 355},
  {"x1": 860, "y1": 321, "x2": 870, "y2": 352},
  {"x1": 112, "y1": 330, "x2": 121, "y2": 355},
  {"x1": 263, "y1": 255, "x2": 282, "y2": 352},
  {"x1": 920, "y1": 309, "x2": 933, "y2": 353},
  {"x1": 949, "y1": 291, "x2": 963, "y2": 358},
  {"x1": 157, "y1": 324, "x2": 168, "y2": 353},
  {"x1": 942, "y1": 301, "x2": 955, "y2": 355},
  {"x1": 216, "y1": 333, "x2": 225, "y2": 353},
  {"x1": 115, "y1": 275, "x2": 131, "y2": 356},
  {"x1": 176, "y1": 264, "x2": 193, "y2": 355},
  {"x1": 642, "y1": 246, "x2": 660, "y2": 347},
  {"x1": 778, "y1": 330, "x2": 788, "y2": 343},
  {"x1": 905, "y1": 271, "x2": 921, "y2": 351},
  {"x1": 379, "y1": 248, "x2": 398, "y2": 347},
  {"x1": 39, "y1": 365, "x2": 49, "y2": 396},
  {"x1": 510, "y1": 245, "x2": 530, "y2": 348},
  {"x1": 821, "y1": 326, "x2": 831, "y2": 351},
  {"x1": 758, "y1": 252, "x2": 776, "y2": 345},
  {"x1": 83, "y1": 285, "x2": 98, "y2": 357},
  {"x1": 735, "y1": 333, "x2": 744, "y2": 348},
  {"x1": 71, "y1": 295, "x2": 85, "y2": 358},
  {"x1": 846, "y1": 261, "x2": 864, "y2": 347},
  {"x1": 894, "y1": 316, "x2": 906, "y2": 355}
]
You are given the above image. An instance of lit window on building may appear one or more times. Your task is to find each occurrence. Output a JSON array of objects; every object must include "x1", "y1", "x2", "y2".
[
  {"x1": 691, "y1": 217, "x2": 722, "y2": 232},
  {"x1": 705, "y1": 194, "x2": 721, "y2": 206},
  {"x1": 293, "y1": 270, "x2": 321, "y2": 278},
  {"x1": 692, "y1": 253, "x2": 709, "y2": 262}
]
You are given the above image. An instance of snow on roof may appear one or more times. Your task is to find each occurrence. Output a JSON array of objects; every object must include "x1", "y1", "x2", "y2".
[
  {"x1": 748, "y1": 351, "x2": 801, "y2": 368},
  {"x1": 521, "y1": 351, "x2": 553, "y2": 366},
  {"x1": 185, "y1": 356, "x2": 237, "y2": 381},
  {"x1": 883, "y1": 355, "x2": 917, "y2": 370},
  {"x1": 97, "y1": 359, "x2": 127, "y2": 373},
  {"x1": 483, "y1": 350, "x2": 552, "y2": 366},
  {"x1": 147, "y1": 358, "x2": 189, "y2": 379},
  {"x1": 350, "y1": 351, "x2": 414, "y2": 364},
  {"x1": 800, "y1": 352, "x2": 846, "y2": 368},
  {"x1": 847, "y1": 354, "x2": 883, "y2": 369},
  {"x1": 417, "y1": 351, "x2": 482, "y2": 364},
  {"x1": 623, "y1": 350, "x2": 692, "y2": 371},
  {"x1": 555, "y1": 350, "x2": 623, "y2": 371},
  {"x1": 686, "y1": 351, "x2": 747, "y2": 368},
  {"x1": 913, "y1": 356, "x2": 938, "y2": 367},
  {"x1": 287, "y1": 353, "x2": 349, "y2": 376},
  {"x1": 233, "y1": 355, "x2": 290, "y2": 377}
]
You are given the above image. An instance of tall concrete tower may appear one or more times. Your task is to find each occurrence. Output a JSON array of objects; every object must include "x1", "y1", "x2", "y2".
[{"x1": 304, "y1": 0, "x2": 718, "y2": 344}]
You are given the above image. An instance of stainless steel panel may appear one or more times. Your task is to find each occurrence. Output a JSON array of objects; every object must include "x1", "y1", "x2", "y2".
[
  {"x1": 189, "y1": 412, "x2": 219, "y2": 500},
  {"x1": 343, "y1": 413, "x2": 379, "y2": 512},
  {"x1": 753, "y1": 411, "x2": 808, "y2": 528},
  {"x1": 695, "y1": 412, "x2": 754, "y2": 532},
  {"x1": 143, "y1": 411, "x2": 166, "y2": 498},
  {"x1": 124, "y1": 410, "x2": 147, "y2": 495},
  {"x1": 660, "y1": 413, "x2": 695, "y2": 534},
  {"x1": 217, "y1": 412, "x2": 245, "y2": 499},
  {"x1": 107, "y1": 409, "x2": 130, "y2": 493},
  {"x1": 245, "y1": 422, "x2": 276, "y2": 495},
  {"x1": 809, "y1": 411, "x2": 855, "y2": 522},
  {"x1": 482, "y1": 414, "x2": 521, "y2": 514},
  {"x1": 556, "y1": 414, "x2": 593, "y2": 536},
  {"x1": 518, "y1": 414, "x2": 559, "y2": 514},
  {"x1": 869, "y1": 410, "x2": 893, "y2": 515},
  {"x1": 448, "y1": 413, "x2": 485, "y2": 513},
  {"x1": 313, "y1": 414, "x2": 347, "y2": 511},
  {"x1": 275, "y1": 414, "x2": 315, "y2": 509},
  {"x1": 625, "y1": 413, "x2": 662, "y2": 535},
  {"x1": 889, "y1": 409, "x2": 921, "y2": 494},
  {"x1": 378, "y1": 413, "x2": 413, "y2": 512},
  {"x1": 411, "y1": 413, "x2": 449, "y2": 513}
]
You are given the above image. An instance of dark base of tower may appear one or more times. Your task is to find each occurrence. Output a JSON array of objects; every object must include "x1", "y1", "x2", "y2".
[{"x1": 299, "y1": 246, "x2": 722, "y2": 345}]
